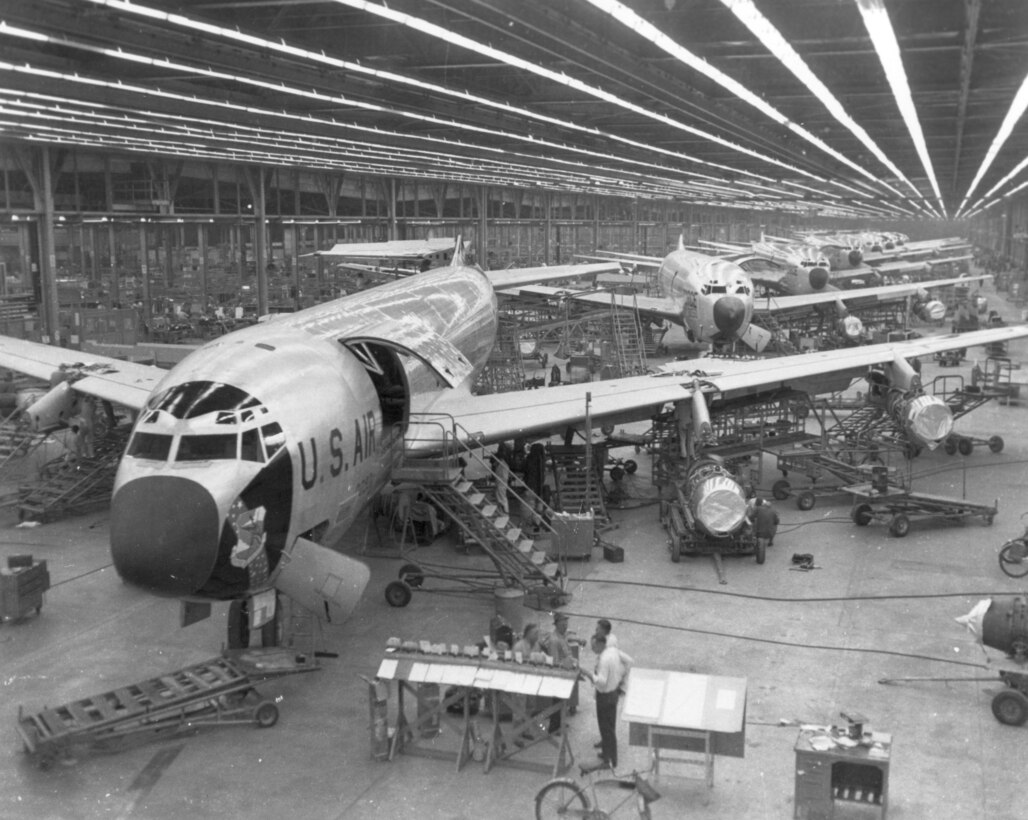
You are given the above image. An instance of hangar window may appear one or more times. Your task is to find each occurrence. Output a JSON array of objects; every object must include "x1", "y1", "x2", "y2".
[
  {"x1": 177, "y1": 434, "x2": 237, "y2": 462},
  {"x1": 127, "y1": 432, "x2": 173, "y2": 461}
]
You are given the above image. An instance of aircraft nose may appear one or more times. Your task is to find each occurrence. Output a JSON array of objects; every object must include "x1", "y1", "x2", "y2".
[
  {"x1": 713, "y1": 296, "x2": 746, "y2": 335},
  {"x1": 808, "y1": 267, "x2": 829, "y2": 290},
  {"x1": 848, "y1": 249, "x2": 863, "y2": 267},
  {"x1": 110, "y1": 476, "x2": 221, "y2": 596}
]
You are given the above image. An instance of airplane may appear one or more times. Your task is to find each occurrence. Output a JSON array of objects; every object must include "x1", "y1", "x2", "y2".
[{"x1": 0, "y1": 243, "x2": 1022, "y2": 649}]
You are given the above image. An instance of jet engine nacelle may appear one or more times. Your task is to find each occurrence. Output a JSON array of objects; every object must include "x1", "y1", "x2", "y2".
[
  {"x1": 684, "y1": 458, "x2": 749, "y2": 537},
  {"x1": 23, "y1": 381, "x2": 79, "y2": 432},
  {"x1": 957, "y1": 596, "x2": 1028, "y2": 664},
  {"x1": 913, "y1": 298, "x2": 946, "y2": 322},
  {"x1": 836, "y1": 314, "x2": 864, "y2": 341},
  {"x1": 890, "y1": 392, "x2": 952, "y2": 450}
]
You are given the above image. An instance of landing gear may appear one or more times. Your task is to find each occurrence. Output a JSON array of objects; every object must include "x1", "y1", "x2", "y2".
[{"x1": 228, "y1": 599, "x2": 250, "y2": 649}]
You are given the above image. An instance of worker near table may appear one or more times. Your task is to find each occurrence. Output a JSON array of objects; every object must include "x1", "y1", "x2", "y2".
[
  {"x1": 748, "y1": 497, "x2": 780, "y2": 548},
  {"x1": 596, "y1": 618, "x2": 619, "y2": 649},
  {"x1": 512, "y1": 623, "x2": 541, "y2": 739},
  {"x1": 541, "y1": 612, "x2": 576, "y2": 733},
  {"x1": 580, "y1": 633, "x2": 632, "y2": 768}
]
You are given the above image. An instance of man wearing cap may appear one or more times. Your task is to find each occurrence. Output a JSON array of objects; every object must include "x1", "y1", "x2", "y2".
[{"x1": 542, "y1": 612, "x2": 576, "y2": 733}]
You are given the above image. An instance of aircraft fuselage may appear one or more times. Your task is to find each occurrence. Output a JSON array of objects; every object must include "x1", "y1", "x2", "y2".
[
  {"x1": 659, "y1": 248, "x2": 754, "y2": 344},
  {"x1": 110, "y1": 266, "x2": 497, "y2": 602}
]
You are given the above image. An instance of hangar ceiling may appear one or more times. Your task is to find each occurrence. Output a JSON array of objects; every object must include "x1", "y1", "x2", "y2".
[{"x1": 1, "y1": 0, "x2": 1027, "y2": 220}]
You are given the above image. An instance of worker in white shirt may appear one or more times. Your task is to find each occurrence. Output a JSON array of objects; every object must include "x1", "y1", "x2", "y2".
[
  {"x1": 579, "y1": 633, "x2": 632, "y2": 768},
  {"x1": 596, "y1": 618, "x2": 618, "y2": 649}
]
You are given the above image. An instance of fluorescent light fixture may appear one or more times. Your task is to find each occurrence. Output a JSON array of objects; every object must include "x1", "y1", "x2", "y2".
[
  {"x1": 956, "y1": 71, "x2": 1028, "y2": 217},
  {"x1": 855, "y1": 0, "x2": 946, "y2": 215}
]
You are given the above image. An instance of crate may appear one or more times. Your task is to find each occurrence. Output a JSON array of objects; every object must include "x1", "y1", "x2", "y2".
[{"x1": 1, "y1": 558, "x2": 49, "y2": 622}]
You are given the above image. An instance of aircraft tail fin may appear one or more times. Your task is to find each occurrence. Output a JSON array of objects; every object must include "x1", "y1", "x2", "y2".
[{"x1": 452, "y1": 234, "x2": 466, "y2": 267}]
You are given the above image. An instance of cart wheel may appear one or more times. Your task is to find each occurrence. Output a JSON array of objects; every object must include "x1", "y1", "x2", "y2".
[
  {"x1": 991, "y1": 688, "x2": 1028, "y2": 726},
  {"x1": 36, "y1": 749, "x2": 58, "y2": 771},
  {"x1": 755, "y1": 539, "x2": 766, "y2": 565},
  {"x1": 610, "y1": 466, "x2": 625, "y2": 482},
  {"x1": 958, "y1": 437, "x2": 974, "y2": 456},
  {"x1": 999, "y1": 540, "x2": 1028, "y2": 578},
  {"x1": 398, "y1": 563, "x2": 425, "y2": 589},
  {"x1": 889, "y1": 514, "x2": 910, "y2": 537},
  {"x1": 944, "y1": 438, "x2": 957, "y2": 456},
  {"x1": 255, "y1": 701, "x2": 280, "y2": 728},
  {"x1": 796, "y1": 491, "x2": 816, "y2": 512},
  {"x1": 385, "y1": 580, "x2": 413, "y2": 607},
  {"x1": 670, "y1": 536, "x2": 681, "y2": 564},
  {"x1": 852, "y1": 504, "x2": 873, "y2": 526},
  {"x1": 988, "y1": 435, "x2": 1004, "y2": 453},
  {"x1": 623, "y1": 459, "x2": 638, "y2": 475},
  {"x1": 772, "y1": 479, "x2": 791, "y2": 500}
]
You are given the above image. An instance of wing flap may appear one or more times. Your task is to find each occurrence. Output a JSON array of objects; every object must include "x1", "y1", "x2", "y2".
[{"x1": 481, "y1": 262, "x2": 621, "y2": 290}]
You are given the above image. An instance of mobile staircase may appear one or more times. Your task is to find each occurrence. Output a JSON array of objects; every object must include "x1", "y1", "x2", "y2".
[
  {"x1": 17, "y1": 426, "x2": 130, "y2": 523},
  {"x1": 385, "y1": 416, "x2": 568, "y2": 609},
  {"x1": 0, "y1": 411, "x2": 47, "y2": 473}
]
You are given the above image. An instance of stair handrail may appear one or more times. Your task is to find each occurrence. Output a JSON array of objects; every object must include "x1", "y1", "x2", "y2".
[{"x1": 401, "y1": 412, "x2": 561, "y2": 542}]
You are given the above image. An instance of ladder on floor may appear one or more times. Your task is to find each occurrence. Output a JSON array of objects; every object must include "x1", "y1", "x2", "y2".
[
  {"x1": 545, "y1": 443, "x2": 608, "y2": 522},
  {"x1": 17, "y1": 427, "x2": 129, "y2": 522},
  {"x1": 607, "y1": 302, "x2": 647, "y2": 377},
  {"x1": 393, "y1": 419, "x2": 567, "y2": 603}
]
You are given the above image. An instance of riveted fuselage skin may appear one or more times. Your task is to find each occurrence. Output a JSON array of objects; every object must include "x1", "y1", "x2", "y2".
[
  {"x1": 110, "y1": 266, "x2": 497, "y2": 601},
  {"x1": 658, "y1": 248, "x2": 754, "y2": 344}
]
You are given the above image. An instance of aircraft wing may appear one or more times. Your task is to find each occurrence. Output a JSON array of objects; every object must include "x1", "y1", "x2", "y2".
[
  {"x1": 577, "y1": 251, "x2": 664, "y2": 266},
  {"x1": 0, "y1": 336, "x2": 163, "y2": 410},
  {"x1": 417, "y1": 325, "x2": 1028, "y2": 446},
  {"x1": 313, "y1": 238, "x2": 458, "y2": 259},
  {"x1": 497, "y1": 284, "x2": 679, "y2": 322},
  {"x1": 754, "y1": 275, "x2": 989, "y2": 314},
  {"x1": 480, "y1": 262, "x2": 622, "y2": 290}
]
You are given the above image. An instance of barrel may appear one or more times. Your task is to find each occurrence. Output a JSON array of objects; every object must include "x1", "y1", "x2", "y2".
[{"x1": 494, "y1": 586, "x2": 526, "y2": 636}]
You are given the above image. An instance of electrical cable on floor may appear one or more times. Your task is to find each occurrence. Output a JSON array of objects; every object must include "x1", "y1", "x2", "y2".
[
  {"x1": 567, "y1": 577, "x2": 1025, "y2": 603},
  {"x1": 531, "y1": 605, "x2": 993, "y2": 670}
]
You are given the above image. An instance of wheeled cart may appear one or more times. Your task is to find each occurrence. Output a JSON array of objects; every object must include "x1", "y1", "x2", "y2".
[
  {"x1": 16, "y1": 648, "x2": 318, "y2": 769},
  {"x1": 844, "y1": 483, "x2": 997, "y2": 537}
]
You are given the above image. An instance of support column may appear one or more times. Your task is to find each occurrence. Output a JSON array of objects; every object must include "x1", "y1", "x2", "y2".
[
  {"x1": 543, "y1": 192, "x2": 552, "y2": 265},
  {"x1": 291, "y1": 224, "x2": 300, "y2": 311},
  {"x1": 108, "y1": 223, "x2": 119, "y2": 307},
  {"x1": 139, "y1": 223, "x2": 152, "y2": 332},
  {"x1": 477, "y1": 186, "x2": 488, "y2": 267},
  {"x1": 199, "y1": 222, "x2": 209, "y2": 308},
  {"x1": 243, "y1": 167, "x2": 269, "y2": 316},
  {"x1": 389, "y1": 178, "x2": 398, "y2": 241},
  {"x1": 39, "y1": 147, "x2": 59, "y2": 344}
]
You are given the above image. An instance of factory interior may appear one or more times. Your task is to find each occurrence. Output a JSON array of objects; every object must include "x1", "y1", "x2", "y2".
[{"x1": 2, "y1": 2, "x2": 1028, "y2": 819}]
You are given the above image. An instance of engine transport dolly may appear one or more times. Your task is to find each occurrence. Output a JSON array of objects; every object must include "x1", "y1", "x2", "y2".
[
  {"x1": 16, "y1": 648, "x2": 318, "y2": 770},
  {"x1": 843, "y1": 483, "x2": 997, "y2": 538}
]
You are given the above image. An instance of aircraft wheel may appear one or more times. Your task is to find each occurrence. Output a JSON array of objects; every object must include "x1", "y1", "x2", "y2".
[
  {"x1": 991, "y1": 688, "x2": 1028, "y2": 727},
  {"x1": 255, "y1": 701, "x2": 280, "y2": 729},
  {"x1": 944, "y1": 438, "x2": 958, "y2": 456},
  {"x1": 889, "y1": 514, "x2": 911, "y2": 538},
  {"x1": 796, "y1": 491, "x2": 816, "y2": 512},
  {"x1": 227, "y1": 600, "x2": 251, "y2": 650},
  {"x1": 852, "y1": 504, "x2": 873, "y2": 526},
  {"x1": 989, "y1": 435, "x2": 1004, "y2": 453},
  {"x1": 754, "y1": 539, "x2": 766, "y2": 565},
  {"x1": 772, "y1": 479, "x2": 791, "y2": 501},
  {"x1": 398, "y1": 563, "x2": 425, "y2": 589},
  {"x1": 958, "y1": 438, "x2": 974, "y2": 456},
  {"x1": 385, "y1": 580, "x2": 413, "y2": 608}
]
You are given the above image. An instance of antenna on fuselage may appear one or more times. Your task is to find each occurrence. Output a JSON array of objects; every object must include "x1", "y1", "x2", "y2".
[{"x1": 452, "y1": 235, "x2": 466, "y2": 267}]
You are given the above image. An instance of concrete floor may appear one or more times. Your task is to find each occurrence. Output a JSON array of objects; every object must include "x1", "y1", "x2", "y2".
[{"x1": 2, "y1": 275, "x2": 1027, "y2": 820}]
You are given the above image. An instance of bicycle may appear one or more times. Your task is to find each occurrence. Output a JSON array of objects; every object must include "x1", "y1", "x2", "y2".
[
  {"x1": 999, "y1": 513, "x2": 1028, "y2": 578},
  {"x1": 534, "y1": 760, "x2": 661, "y2": 819}
]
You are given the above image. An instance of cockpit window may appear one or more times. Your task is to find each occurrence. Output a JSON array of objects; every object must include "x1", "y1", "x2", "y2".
[
  {"x1": 262, "y1": 423, "x2": 285, "y2": 458},
  {"x1": 149, "y1": 381, "x2": 260, "y2": 420},
  {"x1": 241, "y1": 429, "x2": 264, "y2": 463},
  {"x1": 176, "y1": 434, "x2": 238, "y2": 462},
  {"x1": 127, "y1": 432, "x2": 173, "y2": 461}
]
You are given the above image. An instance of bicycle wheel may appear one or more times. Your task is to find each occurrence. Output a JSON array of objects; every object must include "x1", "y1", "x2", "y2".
[
  {"x1": 999, "y1": 540, "x2": 1028, "y2": 578},
  {"x1": 534, "y1": 778, "x2": 591, "y2": 819}
]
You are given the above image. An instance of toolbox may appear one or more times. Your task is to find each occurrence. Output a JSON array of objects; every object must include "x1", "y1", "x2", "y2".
[{"x1": 1, "y1": 555, "x2": 50, "y2": 623}]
